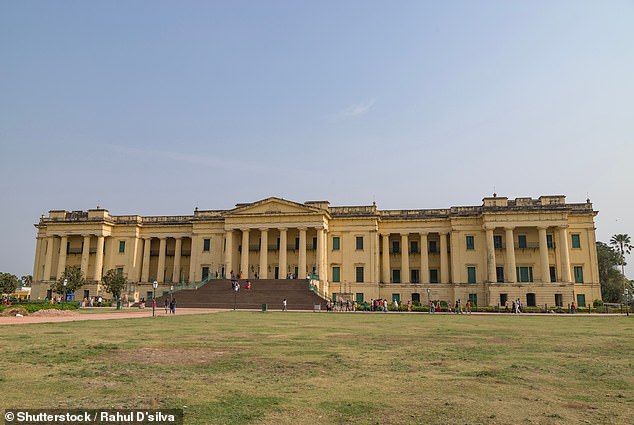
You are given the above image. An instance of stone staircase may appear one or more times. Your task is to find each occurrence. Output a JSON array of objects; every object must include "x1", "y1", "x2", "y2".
[{"x1": 153, "y1": 279, "x2": 328, "y2": 310}]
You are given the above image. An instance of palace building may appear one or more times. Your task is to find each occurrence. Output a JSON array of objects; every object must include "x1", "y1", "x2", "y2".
[{"x1": 31, "y1": 195, "x2": 601, "y2": 308}]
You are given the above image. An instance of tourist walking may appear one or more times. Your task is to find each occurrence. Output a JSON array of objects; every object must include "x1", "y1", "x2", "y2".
[
  {"x1": 282, "y1": 298, "x2": 287, "y2": 311},
  {"x1": 170, "y1": 298, "x2": 176, "y2": 314},
  {"x1": 164, "y1": 298, "x2": 169, "y2": 314}
]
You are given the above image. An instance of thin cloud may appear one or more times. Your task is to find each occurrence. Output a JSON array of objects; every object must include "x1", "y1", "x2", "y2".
[{"x1": 336, "y1": 99, "x2": 376, "y2": 118}]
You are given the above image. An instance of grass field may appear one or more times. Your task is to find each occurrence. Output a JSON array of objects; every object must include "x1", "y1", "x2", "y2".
[{"x1": 1, "y1": 312, "x2": 633, "y2": 424}]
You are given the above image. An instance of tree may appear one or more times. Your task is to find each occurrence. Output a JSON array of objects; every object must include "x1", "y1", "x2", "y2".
[
  {"x1": 101, "y1": 269, "x2": 128, "y2": 300},
  {"x1": 610, "y1": 234, "x2": 632, "y2": 277},
  {"x1": 51, "y1": 266, "x2": 85, "y2": 295},
  {"x1": 20, "y1": 275, "x2": 32, "y2": 287},
  {"x1": 0, "y1": 272, "x2": 20, "y2": 295},
  {"x1": 597, "y1": 242, "x2": 633, "y2": 303}
]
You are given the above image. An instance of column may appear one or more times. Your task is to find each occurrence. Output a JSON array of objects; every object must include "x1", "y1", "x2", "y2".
[
  {"x1": 505, "y1": 227, "x2": 516, "y2": 283},
  {"x1": 538, "y1": 226, "x2": 550, "y2": 283},
  {"x1": 420, "y1": 232, "x2": 429, "y2": 284},
  {"x1": 485, "y1": 228, "x2": 496, "y2": 283},
  {"x1": 172, "y1": 237, "x2": 182, "y2": 283},
  {"x1": 157, "y1": 237, "x2": 167, "y2": 283},
  {"x1": 559, "y1": 226, "x2": 572, "y2": 282},
  {"x1": 382, "y1": 233, "x2": 390, "y2": 283},
  {"x1": 259, "y1": 229, "x2": 268, "y2": 279},
  {"x1": 440, "y1": 232, "x2": 449, "y2": 284},
  {"x1": 298, "y1": 228, "x2": 307, "y2": 279},
  {"x1": 240, "y1": 229, "x2": 250, "y2": 277},
  {"x1": 189, "y1": 233, "x2": 198, "y2": 283},
  {"x1": 80, "y1": 235, "x2": 91, "y2": 278},
  {"x1": 33, "y1": 237, "x2": 43, "y2": 281},
  {"x1": 279, "y1": 228, "x2": 287, "y2": 278},
  {"x1": 94, "y1": 235, "x2": 104, "y2": 281},
  {"x1": 316, "y1": 228, "x2": 324, "y2": 279},
  {"x1": 43, "y1": 236, "x2": 55, "y2": 281},
  {"x1": 224, "y1": 231, "x2": 233, "y2": 278},
  {"x1": 141, "y1": 238, "x2": 151, "y2": 282},
  {"x1": 374, "y1": 231, "x2": 380, "y2": 284},
  {"x1": 401, "y1": 233, "x2": 409, "y2": 284},
  {"x1": 57, "y1": 236, "x2": 68, "y2": 279}
]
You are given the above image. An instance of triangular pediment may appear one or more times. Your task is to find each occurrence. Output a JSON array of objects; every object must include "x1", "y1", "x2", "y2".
[{"x1": 228, "y1": 198, "x2": 321, "y2": 216}]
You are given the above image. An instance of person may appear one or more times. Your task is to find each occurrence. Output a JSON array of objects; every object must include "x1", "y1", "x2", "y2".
[
  {"x1": 515, "y1": 299, "x2": 521, "y2": 314},
  {"x1": 170, "y1": 298, "x2": 176, "y2": 314},
  {"x1": 282, "y1": 298, "x2": 287, "y2": 311},
  {"x1": 512, "y1": 300, "x2": 516, "y2": 314},
  {"x1": 407, "y1": 300, "x2": 412, "y2": 312},
  {"x1": 164, "y1": 298, "x2": 169, "y2": 314},
  {"x1": 454, "y1": 300, "x2": 459, "y2": 314},
  {"x1": 81, "y1": 297, "x2": 87, "y2": 308},
  {"x1": 436, "y1": 301, "x2": 442, "y2": 313},
  {"x1": 504, "y1": 300, "x2": 509, "y2": 313},
  {"x1": 245, "y1": 280, "x2": 251, "y2": 290},
  {"x1": 139, "y1": 298, "x2": 145, "y2": 309},
  {"x1": 230, "y1": 270, "x2": 235, "y2": 280},
  {"x1": 393, "y1": 299, "x2": 399, "y2": 311},
  {"x1": 466, "y1": 300, "x2": 471, "y2": 315},
  {"x1": 571, "y1": 301, "x2": 576, "y2": 314},
  {"x1": 383, "y1": 299, "x2": 388, "y2": 312},
  {"x1": 97, "y1": 296, "x2": 103, "y2": 306},
  {"x1": 458, "y1": 299, "x2": 463, "y2": 314}
]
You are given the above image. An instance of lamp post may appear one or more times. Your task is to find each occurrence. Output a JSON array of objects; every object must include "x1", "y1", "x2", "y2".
[
  {"x1": 625, "y1": 288, "x2": 630, "y2": 317},
  {"x1": 152, "y1": 281, "x2": 158, "y2": 318},
  {"x1": 427, "y1": 288, "x2": 431, "y2": 314},
  {"x1": 62, "y1": 279, "x2": 68, "y2": 310}
]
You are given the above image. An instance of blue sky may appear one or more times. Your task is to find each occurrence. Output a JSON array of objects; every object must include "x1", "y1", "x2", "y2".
[{"x1": 1, "y1": 1, "x2": 633, "y2": 277}]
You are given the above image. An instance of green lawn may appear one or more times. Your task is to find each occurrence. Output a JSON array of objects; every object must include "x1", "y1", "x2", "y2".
[{"x1": 1, "y1": 313, "x2": 633, "y2": 424}]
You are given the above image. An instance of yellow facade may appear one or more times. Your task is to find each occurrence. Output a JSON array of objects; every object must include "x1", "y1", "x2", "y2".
[{"x1": 30, "y1": 195, "x2": 601, "y2": 308}]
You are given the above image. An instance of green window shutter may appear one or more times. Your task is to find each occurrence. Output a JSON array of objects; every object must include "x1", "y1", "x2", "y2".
[
  {"x1": 203, "y1": 239, "x2": 210, "y2": 251},
  {"x1": 392, "y1": 269, "x2": 401, "y2": 283},
  {"x1": 466, "y1": 236, "x2": 474, "y2": 250},
  {"x1": 332, "y1": 266, "x2": 340, "y2": 283},
  {"x1": 518, "y1": 235, "x2": 527, "y2": 249},
  {"x1": 467, "y1": 266, "x2": 476, "y2": 284},
  {"x1": 356, "y1": 267, "x2": 364, "y2": 283},
  {"x1": 332, "y1": 237, "x2": 340, "y2": 251},
  {"x1": 430, "y1": 269, "x2": 438, "y2": 283},
  {"x1": 571, "y1": 234, "x2": 581, "y2": 249},
  {"x1": 119, "y1": 241, "x2": 125, "y2": 253},
  {"x1": 574, "y1": 266, "x2": 584, "y2": 283},
  {"x1": 356, "y1": 237, "x2": 364, "y2": 250},
  {"x1": 356, "y1": 293, "x2": 364, "y2": 304}
]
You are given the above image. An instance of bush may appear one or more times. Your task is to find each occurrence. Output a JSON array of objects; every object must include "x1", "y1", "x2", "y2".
[
  {"x1": 593, "y1": 299, "x2": 604, "y2": 307},
  {"x1": 0, "y1": 302, "x2": 79, "y2": 313}
]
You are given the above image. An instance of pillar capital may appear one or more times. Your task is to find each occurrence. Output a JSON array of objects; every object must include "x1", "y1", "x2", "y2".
[
  {"x1": 536, "y1": 225, "x2": 549, "y2": 231},
  {"x1": 419, "y1": 231, "x2": 429, "y2": 236},
  {"x1": 278, "y1": 227, "x2": 287, "y2": 232},
  {"x1": 400, "y1": 232, "x2": 409, "y2": 237},
  {"x1": 504, "y1": 226, "x2": 515, "y2": 231},
  {"x1": 258, "y1": 228, "x2": 268, "y2": 232},
  {"x1": 483, "y1": 224, "x2": 496, "y2": 231}
]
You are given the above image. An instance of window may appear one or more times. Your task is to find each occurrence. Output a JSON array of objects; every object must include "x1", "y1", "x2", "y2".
[
  {"x1": 549, "y1": 266, "x2": 557, "y2": 283},
  {"x1": 526, "y1": 293, "x2": 536, "y2": 307},
  {"x1": 518, "y1": 235, "x2": 527, "y2": 249},
  {"x1": 392, "y1": 240, "x2": 400, "y2": 254},
  {"x1": 574, "y1": 266, "x2": 584, "y2": 283},
  {"x1": 411, "y1": 269, "x2": 420, "y2": 284},
  {"x1": 202, "y1": 267, "x2": 209, "y2": 280},
  {"x1": 547, "y1": 234, "x2": 554, "y2": 249},
  {"x1": 493, "y1": 235, "x2": 503, "y2": 249},
  {"x1": 428, "y1": 240, "x2": 437, "y2": 253},
  {"x1": 467, "y1": 266, "x2": 476, "y2": 284},
  {"x1": 496, "y1": 267, "x2": 505, "y2": 283},
  {"x1": 356, "y1": 267, "x2": 364, "y2": 283},
  {"x1": 571, "y1": 234, "x2": 581, "y2": 249},
  {"x1": 468, "y1": 293, "x2": 477, "y2": 306},
  {"x1": 466, "y1": 235, "x2": 475, "y2": 250},
  {"x1": 500, "y1": 293, "x2": 507, "y2": 306},
  {"x1": 411, "y1": 293, "x2": 421, "y2": 303},
  {"x1": 313, "y1": 237, "x2": 317, "y2": 250},
  {"x1": 295, "y1": 238, "x2": 300, "y2": 250},
  {"x1": 332, "y1": 236, "x2": 340, "y2": 251},
  {"x1": 410, "y1": 241, "x2": 419, "y2": 254},
  {"x1": 203, "y1": 239, "x2": 210, "y2": 252},
  {"x1": 356, "y1": 236, "x2": 364, "y2": 250},
  {"x1": 429, "y1": 269, "x2": 439, "y2": 284},
  {"x1": 332, "y1": 266, "x2": 340, "y2": 283},
  {"x1": 392, "y1": 269, "x2": 401, "y2": 284},
  {"x1": 516, "y1": 266, "x2": 534, "y2": 283},
  {"x1": 555, "y1": 293, "x2": 563, "y2": 307},
  {"x1": 392, "y1": 293, "x2": 401, "y2": 303},
  {"x1": 276, "y1": 238, "x2": 280, "y2": 250},
  {"x1": 66, "y1": 241, "x2": 71, "y2": 254},
  {"x1": 356, "y1": 293, "x2": 364, "y2": 304},
  {"x1": 119, "y1": 241, "x2": 125, "y2": 253},
  {"x1": 576, "y1": 294, "x2": 586, "y2": 307},
  {"x1": 116, "y1": 267, "x2": 124, "y2": 275}
]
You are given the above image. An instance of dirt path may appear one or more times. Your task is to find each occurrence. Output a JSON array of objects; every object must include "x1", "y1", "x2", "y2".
[{"x1": 0, "y1": 308, "x2": 222, "y2": 325}]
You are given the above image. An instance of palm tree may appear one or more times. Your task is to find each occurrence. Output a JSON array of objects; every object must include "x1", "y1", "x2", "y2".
[{"x1": 610, "y1": 234, "x2": 632, "y2": 277}]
